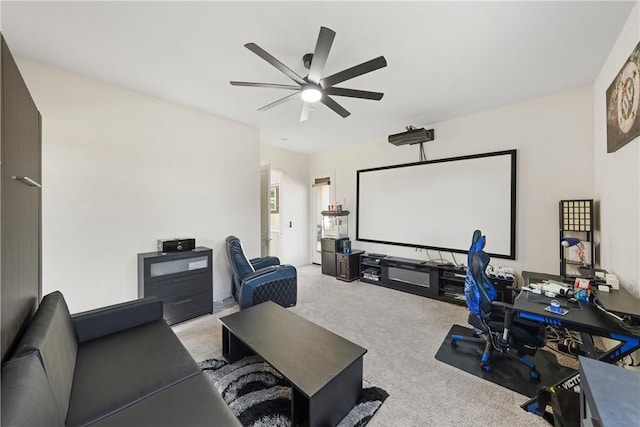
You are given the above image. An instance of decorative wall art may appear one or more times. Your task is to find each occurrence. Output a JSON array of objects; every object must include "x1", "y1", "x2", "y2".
[{"x1": 607, "y1": 41, "x2": 640, "y2": 153}]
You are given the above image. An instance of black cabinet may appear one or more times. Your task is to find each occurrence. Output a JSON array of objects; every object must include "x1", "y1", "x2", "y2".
[
  {"x1": 1, "y1": 35, "x2": 42, "y2": 360},
  {"x1": 138, "y1": 247, "x2": 213, "y2": 325},
  {"x1": 439, "y1": 268, "x2": 468, "y2": 303},
  {"x1": 336, "y1": 250, "x2": 363, "y2": 282},
  {"x1": 359, "y1": 253, "x2": 515, "y2": 305},
  {"x1": 382, "y1": 257, "x2": 440, "y2": 298},
  {"x1": 360, "y1": 254, "x2": 384, "y2": 284},
  {"x1": 321, "y1": 238, "x2": 349, "y2": 277},
  {"x1": 440, "y1": 266, "x2": 515, "y2": 304}
]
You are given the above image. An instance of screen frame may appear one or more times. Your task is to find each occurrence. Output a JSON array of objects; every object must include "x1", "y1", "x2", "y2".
[{"x1": 355, "y1": 149, "x2": 517, "y2": 260}]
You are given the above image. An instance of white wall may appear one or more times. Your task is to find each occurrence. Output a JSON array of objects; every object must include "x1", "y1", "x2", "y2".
[
  {"x1": 594, "y1": 2, "x2": 640, "y2": 298},
  {"x1": 17, "y1": 59, "x2": 260, "y2": 313},
  {"x1": 311, "y1": 86, "x2": 595, "y2": 275},
  {"x1": 260, "y1": 144, "x2": 309, "y2": 266}
]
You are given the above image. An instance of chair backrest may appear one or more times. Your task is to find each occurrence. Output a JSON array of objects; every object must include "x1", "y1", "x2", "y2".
[
  {"x1": 464, "y1": 230, "x2": 498, "y2": 317},
  {"x1": 225, "y1": 236, "x2": 255, "y2": 281}
]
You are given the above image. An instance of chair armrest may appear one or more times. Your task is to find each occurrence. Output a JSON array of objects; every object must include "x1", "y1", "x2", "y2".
[
  {"x1": 250, "y1": 256, "x2": 280, "y2": 270},
  {"x1": 244, "y1": 265, "x2": 278, "y2": 281},
  {"x1": 240, "y1": 265, "x2": 297, "y2": 308},
  {"x1": 72, "y1": 297, "x2": 163, "y2": 343},
  {"x1": 491, "y1": 301, "x2": 514, "y2": 310}
]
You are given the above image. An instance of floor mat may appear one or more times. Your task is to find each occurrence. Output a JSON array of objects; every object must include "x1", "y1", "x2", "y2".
[{"x1": 435, "y1": 324, "x2": 576, "y2": 398}]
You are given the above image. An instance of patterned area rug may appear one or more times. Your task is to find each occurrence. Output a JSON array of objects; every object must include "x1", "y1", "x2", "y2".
[{"x1": 200, "y1": 355, "x2": 388, "y2": 427}]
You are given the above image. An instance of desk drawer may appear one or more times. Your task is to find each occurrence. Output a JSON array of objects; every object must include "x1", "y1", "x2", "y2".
[
  {"x1": 146, "y1": 255, "x2": 210, "y2": 279},
  {"x1": 146, "y1": 273, "x2": 211, "y2": 298},
  {"x1": 163, "y1": 292, "x2": 212, "y2": 325}
]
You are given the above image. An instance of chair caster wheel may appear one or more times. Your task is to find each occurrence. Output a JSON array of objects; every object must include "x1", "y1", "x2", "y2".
[
  {"x1": 481, "y1": 363, "x2": 491, "y2": 372},
  {"x1": 529, "y1": 369, "x2": 540, "y2": 380},
  {"x1": 451, "y1": 340, "x2": 458, "y2": 347}
]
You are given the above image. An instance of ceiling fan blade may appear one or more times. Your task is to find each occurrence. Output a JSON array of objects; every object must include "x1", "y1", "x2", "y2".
[
  {"x1": 245, "y1": 43, "x2": 306, "y2": 86},
  {"x1": 230, "y1": 81, "x2": 300, "y2": 90},
  {"x1": 321, "y1": 95, "x2": 351, "y2": 118},
  {"x1": 258, "y1": 92, "x2": 300, "y2": 112},
  {"x1": 325, "y1": 87, "x2": 384, "y2": 100},
  {"x1": 320, "y1": 56, "x2": 387, "y2": 88},
  {"x1": 300, "y1": 102, "x2": 311, "y2": 122},
  {"x1": 307, "y1": 27, "x2": 336, "y2": 85}
]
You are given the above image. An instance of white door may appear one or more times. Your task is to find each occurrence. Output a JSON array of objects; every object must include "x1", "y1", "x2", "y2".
[
  {"x1": 310, "y1": 172, "x2": 334, "y2": 264},
  {"x1": 260, "y1": 164, "x2": 271, "y2": 257},
  {"x1": 270, "y1": 230, "x2": 282, "y2": 259}
]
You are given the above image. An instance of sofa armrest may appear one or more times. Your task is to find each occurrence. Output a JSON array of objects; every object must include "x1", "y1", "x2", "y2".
[{"x1": 71, "y1": 297, "x2": 163, "y2": 343}]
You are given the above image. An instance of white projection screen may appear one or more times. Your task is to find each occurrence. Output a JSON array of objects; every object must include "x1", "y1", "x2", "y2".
[{"x1": 356, "y1": 150, "x2": 516, "y2": 259}]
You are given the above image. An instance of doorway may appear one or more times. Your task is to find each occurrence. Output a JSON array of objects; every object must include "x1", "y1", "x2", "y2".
[
  {"x1": 269, "y1": 169, "x2": 283, "y2": 259},
  {"x1": 310, "y1": 171, "x2": 334, "y2": 264},
  {"x1": 260, "y1": 164, "x2": 271, "y2": 257}
]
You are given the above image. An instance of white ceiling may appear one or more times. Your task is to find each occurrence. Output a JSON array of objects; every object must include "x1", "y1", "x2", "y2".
[{"x1": 1, "y1": 1, "x2": 634, "y2": 154}]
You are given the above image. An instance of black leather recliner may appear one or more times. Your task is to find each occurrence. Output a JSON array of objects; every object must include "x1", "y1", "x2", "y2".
[
  {"x1": 225, "y1": 235, "x2": 297, "y2": 309},
  {"x1": 451, "y1": 230, "x2": 547, "y2": 378}
]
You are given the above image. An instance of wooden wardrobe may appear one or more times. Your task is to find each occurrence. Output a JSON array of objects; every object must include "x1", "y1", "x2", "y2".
[{"x1": 1, "y1": 33, "x2": 42, "y2": 360}]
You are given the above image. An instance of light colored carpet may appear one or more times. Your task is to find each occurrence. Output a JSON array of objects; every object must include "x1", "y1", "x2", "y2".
[{"x1": 173, "y1": 264, "x2": 563, "y2": 426}]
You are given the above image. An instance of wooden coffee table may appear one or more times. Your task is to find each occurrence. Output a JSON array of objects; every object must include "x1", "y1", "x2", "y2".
[{"x1": 220, "y1": 301, "x2": 367, "y2": 427}]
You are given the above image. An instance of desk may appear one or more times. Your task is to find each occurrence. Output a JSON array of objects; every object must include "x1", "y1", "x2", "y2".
[
  {"x1": 517, "y1": 271, "x2": 640, "y2": 363},
  {"x1": 516, "y1": 271, "x2": 640, "y2": 416},
  {"x1": 579, "y1": 356, "x2": 640, "y2": 427}
]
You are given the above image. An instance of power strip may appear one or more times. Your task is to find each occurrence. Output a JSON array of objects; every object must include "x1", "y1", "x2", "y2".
[{"x1": 488, "y1": 266, "x2": 515, "y2": 280}]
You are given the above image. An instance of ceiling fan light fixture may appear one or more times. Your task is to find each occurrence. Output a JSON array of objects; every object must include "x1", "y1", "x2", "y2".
[{"x1": 301, "y1": 87, "x2": 322, "y2": 103}]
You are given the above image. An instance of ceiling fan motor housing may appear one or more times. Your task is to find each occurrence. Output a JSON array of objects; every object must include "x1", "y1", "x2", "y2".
[{"x1": 303, "y1": 53, "x2": 314, "y2": 70}]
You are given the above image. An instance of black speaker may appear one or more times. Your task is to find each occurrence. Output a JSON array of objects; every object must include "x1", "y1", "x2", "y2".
[{"x1": 158, "y1": 238, "x2": 196, "y2": 253}]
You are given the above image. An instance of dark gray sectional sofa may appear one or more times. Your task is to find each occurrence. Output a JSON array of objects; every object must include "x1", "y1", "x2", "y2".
[{"x1": 1, "y1": 291, "x2": 240, "y2": 426}]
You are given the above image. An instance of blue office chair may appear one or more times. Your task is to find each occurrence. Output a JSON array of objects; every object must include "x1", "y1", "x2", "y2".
[
  {"x1": 451, "y1": 230, "x2": 546, "y2": 378},
  {"x1": 225, "y1": 235, "x2": 297, "y2": 309}
]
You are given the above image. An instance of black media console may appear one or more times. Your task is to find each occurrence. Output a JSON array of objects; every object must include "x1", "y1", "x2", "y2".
[{"x1": 360, "y1": 253, "x2": 515, "y2": 305}]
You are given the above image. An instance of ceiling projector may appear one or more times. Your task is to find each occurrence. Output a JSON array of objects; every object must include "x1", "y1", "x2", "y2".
[{"x1": 388, "y1": 127, "x2": 435, "y2": 146}]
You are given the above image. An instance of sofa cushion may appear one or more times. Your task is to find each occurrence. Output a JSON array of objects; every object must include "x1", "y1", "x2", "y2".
[
  {"x1": 1, "y1": 352, "x2": 64, "y2": 427},
  {"x1": 14, "y1": 291, "x2": 78, "y2": 421},
  {"x1": 66, "y1": 320, "x2": 200, "y2": 427},
  {"x1": 89, "y1": 374, "x2": 241, "y2": 427}
]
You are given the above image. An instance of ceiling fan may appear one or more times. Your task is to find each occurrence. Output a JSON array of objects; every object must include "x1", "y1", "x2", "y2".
[{"x1": 230, "y1": 26, "x2": 387, "y2": 122}]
